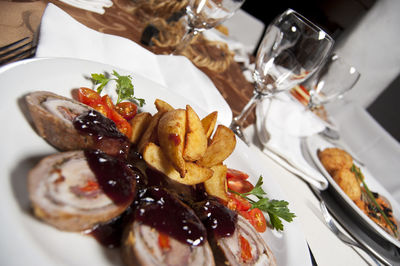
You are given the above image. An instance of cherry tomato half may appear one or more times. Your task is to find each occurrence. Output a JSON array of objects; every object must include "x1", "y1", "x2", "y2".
[
  {"x1": 101, "y1": 94, "x2": 115, "y2": 110},
  {"x1": 227, "y1": 194, "x2": 251, "y2": 211},
  {"x1": 227, "y1": 177, "x2": 254, "y2": 194},
  {"x1": 78, "y1": 87, "x2": 102, "y2": 106},
  {"x1": 109, "y1": 108, "x2": 132, "y2": 139},
  {"x1": 226, "y1": 168, "x2": 249, "y2": 180},
  {"x1": 248, "y1": 208, "x2": 267, "y2": 233},
  {"x1": 115, "y1": 102, "x2": 138, "y2": 121}
]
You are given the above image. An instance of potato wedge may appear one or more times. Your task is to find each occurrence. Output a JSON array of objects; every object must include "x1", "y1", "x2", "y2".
[
  {"x1": 155, "y1": 98, "x2": 174, "y2": 113},
  {"x1": 201, "y1": 111, "x2": 218, "y2": 139},
  {"x1": 183, "y1": 105, "x2": 207, "y2": 161},
  {"x1": 157, "y1": 109, "x2": 186, "y2": 177},
  {"x1": 129, "y1": 112, "x2": 152, "y2": 144},
  {"x1": 137, "y1": 111, "x2": 164, "y2": 153},
  {"x1": 197, "y1": 125, "x2": 236, "y2": 167},
  {"x1": 204, "y1": 164, "x2": 228, "y2": 201},
  {"x1": 143, "y1": 142, "x2": 213, "y2": 185}
]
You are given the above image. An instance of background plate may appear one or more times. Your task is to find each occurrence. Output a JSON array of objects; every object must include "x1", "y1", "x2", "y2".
[
  {"x1": 305, "y1": 134, "x2": 400, "y2": 248},
  {"x1": 0, "y1": 57, "x2": 311, "y2": 266}
]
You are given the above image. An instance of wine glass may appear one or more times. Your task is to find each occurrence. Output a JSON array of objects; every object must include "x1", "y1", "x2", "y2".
[
  {"x1": 172, "y1": 0, "x2": 245, "y2": 54},
  {"x1": 229, "y1": 9, "x2": 334, "y2": 144},
  {"x1": 305, "y1": 54, "x2": 361, "y2": 110}
]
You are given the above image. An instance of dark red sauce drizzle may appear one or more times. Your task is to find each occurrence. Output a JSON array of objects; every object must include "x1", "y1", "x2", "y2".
[
  {"x1": 84, "y1": 149, "x2": 136, "y2": 206},
  {"x1": 73, "y1": 110, "x2": 130, "y2": 157},
  {"x1": 90, "y1": 206, "x2": 135, "y2": 248},
  {"x1": 192, "y1": 197, "x2": 237, "y2": 238},
  {"x1": 135, "y1": 187, "x2": 207, "y2": 246}
]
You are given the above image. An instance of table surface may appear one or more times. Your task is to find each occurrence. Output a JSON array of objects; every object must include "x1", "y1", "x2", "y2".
[{"x1": 0, "y1": 0, "x2": 378, "y2": 265}]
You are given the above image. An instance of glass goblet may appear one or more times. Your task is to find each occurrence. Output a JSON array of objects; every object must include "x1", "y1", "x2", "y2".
[
  {"x1": 229, "y1": 9, "x2": 334, "y2": 144},
  {"x1": 172, "y1": 0, "x2": 245, "y2": 55},
  {"x1": 305, "y1": 54, "x2": 361, "y2": 110}
]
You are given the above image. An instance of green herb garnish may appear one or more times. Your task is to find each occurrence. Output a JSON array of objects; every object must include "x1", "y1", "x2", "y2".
[
  {"x1": 230, "y1": 176, "x2": 296, "y2": 231},
  {"x1": 91, "y1": 70, "x2": 145, "y2": 107},
  {"x1": 351, "y1": 164, "x2": 398, "y2": 237}
]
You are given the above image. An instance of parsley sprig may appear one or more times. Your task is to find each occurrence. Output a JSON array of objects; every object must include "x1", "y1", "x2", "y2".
[
  {"x1": 230, "y1": 176, "x2": 296, "y2": 231},
  {"x1": 91, "y1": 70, "x2": 145, "y2": 107}
]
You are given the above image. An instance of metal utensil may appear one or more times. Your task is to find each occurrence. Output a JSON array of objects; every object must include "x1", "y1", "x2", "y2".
[
  {"x1": 320, "y1": 201, "x2": 389, "y2": 265},
  {"x1": 0, "y1": 37, "x2": 37, "y2": 66}
]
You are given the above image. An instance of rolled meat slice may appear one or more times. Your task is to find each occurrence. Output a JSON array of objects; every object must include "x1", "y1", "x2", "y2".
[
  {"x1": 211, "y1": 215, "x2": 276, "y2": 266},
  {"x1": 192, "y1": 198, "x2": 276, "y2": 265},
  {"x1": 25, "y1": 91, "x2": 130, "y2": 156},
  {"x1": 122, "y1": 187, "x2": 215, "y2": 266},
  {"x1": 122, "y1": 221, "x2": 215, "y2": 266},
  {"x1": 28, "y1": 150, "x2": 136, "y2": 232}
]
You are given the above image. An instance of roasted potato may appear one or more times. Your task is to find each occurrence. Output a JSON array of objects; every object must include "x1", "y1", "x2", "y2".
[
  {"x1": 129, "y1": 112, "x2": 152, "y2": 144},
  {"x1": 157, "y1": 109, "x2": 187, "y2": 177},
  {"x1": 155, "y1": 98, "x2": 174, "y2": 113},
  {"x1": 183, "y1": 105, "x2": 207, "y2": 162},
  {"x1": 201, "y1": 111, "x2": 218, "y2": 139},
  {"x1": 137, "y1": 111, "x2": 165, "y2": 153},
  {"x1": 143, "y1": 142, "x2": 213, "y2": 185},
  {"x1": 204, "y1": 164, "x2": 228, "y2": 201},
  {"x1": 197, "y1": 125, "x2": 236, "y2": 168}
]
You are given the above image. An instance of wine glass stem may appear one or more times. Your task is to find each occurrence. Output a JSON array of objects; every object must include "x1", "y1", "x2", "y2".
[
  {"x1": 230, "y1": 92, "x2": 265, "y2": 144},
  {"x1": 172, "y1": 27, "x2": 200, "y2": 55},
  {"x1": 233, "y1": 93, "x2": 263, "y2": 127}
]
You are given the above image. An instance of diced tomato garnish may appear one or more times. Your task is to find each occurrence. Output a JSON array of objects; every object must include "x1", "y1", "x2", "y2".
[
  {"x1": 227, "y1": 168, "x2": 249, "y2": 180},
  {"x1": 91, "y1": 102, "x2": 112, "y2": 118},
  {"x1": 109, "y1": 109, "x2": 132, "y2": 139},
  {"x1": 239, "y1": 234, "x2": 252, "y2": 262},
  {"x1": 101, "y1": 94, "x2": 114, "y2": 110},
  {"x1": 158, "y1": 232, "x2": 170, "y2": 251},
  {"x1": 238, "y1": 210, "x2": 251, "y2": 220},
  {"x1": 78, "y1": 87, "x2": 102, "y2": 106},
  {"x1": 248, "y1": 208, "x2": 267, "y2": 233},
  {"x1": 115, "y1": 102, "x2": 137, "y2": 121},
  {"x1": 227, "y1": 177, "x2": 254, "y2": 194},
  {"x1": 79, "y1": 180, "x2": 100, "y2": 192},
  {"x1": 77, "y1": 88, "x2": 133, "y2": 138},
  {"x1": 227, "y1": 194, "x2": 251, "y2": 211}
]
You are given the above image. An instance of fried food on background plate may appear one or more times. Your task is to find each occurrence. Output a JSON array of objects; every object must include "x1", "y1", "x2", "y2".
[
  {"x1": 332, "y1": 168, "x2": 361, "y2": 201},
  {"x1": 317, "y1": 147, "x2": 353, "y2": 175}
]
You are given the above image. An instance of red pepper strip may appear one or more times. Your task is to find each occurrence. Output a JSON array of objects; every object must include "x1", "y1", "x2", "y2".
[
  {"x1": 158, "y1": 232, "x2": 171, "y2": 251},
  {"x1": 239, "y1": 234, "x2": 252, "y2": 262}
]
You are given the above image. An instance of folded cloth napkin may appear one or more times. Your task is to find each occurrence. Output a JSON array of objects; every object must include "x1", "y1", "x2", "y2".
[
  {"x1": 255, "y1": 93, "x2": 328, "y2": 190},
  {"x1": 35, "y1": 3, "x2": 232, "y2": 126},
  {"x1": 58, "y1": 0, "x2": 113, "y2": 14}
]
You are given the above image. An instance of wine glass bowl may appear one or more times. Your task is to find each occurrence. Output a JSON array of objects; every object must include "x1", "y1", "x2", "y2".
[
  {"x1": 173, "y1": 0, "x2": 245, "y2": 54},
  {"x1": 230, "y1": 9, "x2": 334, "y2": 143},
  {"x1": 305, "y1": 54, "x2": 361, "y2": 110}
]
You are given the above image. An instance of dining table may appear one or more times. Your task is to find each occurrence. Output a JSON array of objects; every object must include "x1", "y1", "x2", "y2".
[{"x1": 0, "y1": 0, "x2": 397, "y2": 265}]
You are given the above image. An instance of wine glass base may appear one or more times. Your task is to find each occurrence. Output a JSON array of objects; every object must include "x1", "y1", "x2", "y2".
[{"x1": 229, "y1": 120, "x2": 249, "y2": 145}]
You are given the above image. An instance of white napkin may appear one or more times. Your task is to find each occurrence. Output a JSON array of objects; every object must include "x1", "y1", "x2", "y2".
[
  {"x1": 35, "y1": 3, "x2": 233, "y2": 126},
  {"x1": 255, "y1": 93, "x2": 328, "y2": 190},
  {"x1": 58, "y1": 0, "x2": 113, "y2": 14}
]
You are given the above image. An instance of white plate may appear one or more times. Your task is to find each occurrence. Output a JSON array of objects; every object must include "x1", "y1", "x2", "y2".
[
  {"x1": 305, "y1": 134, "x2": 400, "y2": 248},
  {"x1": 0, "y1": 57, "x2": 311, "y2": 266}
]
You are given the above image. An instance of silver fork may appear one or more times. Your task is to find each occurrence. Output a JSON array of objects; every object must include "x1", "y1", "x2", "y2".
[
  {"x1": 0, "y1": 37, "x2": 37, "y2": 66},
  {"x1": 320, "y1": 201, "x2": 389, "y2": 265}
]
